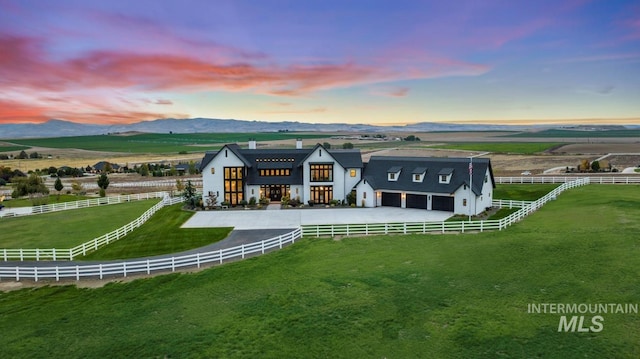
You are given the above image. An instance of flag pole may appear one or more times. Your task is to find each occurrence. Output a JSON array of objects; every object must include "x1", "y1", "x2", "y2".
[{"x1": 468, "y1": 157, "x2": 473, "y2": 222}]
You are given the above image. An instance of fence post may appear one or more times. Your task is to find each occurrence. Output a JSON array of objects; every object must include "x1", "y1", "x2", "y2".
[
  {"x1": 3, "y1": 248, "x2": 6, "y2": 261},
  {"x1": 123, "y1": 262, "x2": 127, "y2": 277},
  {"x1": 69, "y1": 248, "x2": 73, "y2": 261},
  {"x1": 15, "y1": 267, "x2": 19, "y2": 281},
  {"x1": 172, "y1": 257, "x2": 175, "y2": 272},
  {"x1": 55, "y1": 266, "x2": 59, "y2": 281},
  {"x1": 197, "y1": 253, "x2": 201, "y2": 268},
  {"x1": 219, "y1": 250, "x2": 223, "y2": 264},
  {"x1": 242, "y1": 245, "x2": 245, "y2": 259},
  {"x1": 99, "y1": 264, "x2": 103, "y2": 279},
  {"x1": 20, "y1": 248, "x2": 23, "y2": 261},
  {"x1": 76, "y1": 265, "x2": 79, "y2": 280},
  {"x1": 147, "y1": 260, "x2": 151, "y2": 274},
  {"x1": 262, "y1": 240, "x2": 265, "y2": 254},
  {"x1": 34, "y1": 267, "x2": 38, "y2": 282},
  {"x1": 442, "y1": 222, "x2": 445, "y2": 233}
]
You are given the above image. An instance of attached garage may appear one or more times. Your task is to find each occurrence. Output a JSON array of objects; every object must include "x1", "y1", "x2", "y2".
[
  {"x1": 406, "y1": 194, "x2": 428, "y2": 209},
  {"x1": 381, "y1": 192, "x2": 402, "y2": 207},
  {"x1": 432, "y1": 195, "x2": 454, "y2": 211}
]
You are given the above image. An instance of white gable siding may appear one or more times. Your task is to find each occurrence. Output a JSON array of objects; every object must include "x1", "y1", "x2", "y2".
[
  {"x1": 355, "y1": 180, "x2": 375, "y2": 207},
  {"x1": 302, "y1": 147, "x2": 348, "y2": 202},
  {"x1": 476, "y1": 167, "x2": 494, "y2": 212},
  {"x1": 343, "y1": 167, "x2": 361, "y2": 196},
  {"x1": 201, "y1": 148, "x2": 246, "y2": 203}
]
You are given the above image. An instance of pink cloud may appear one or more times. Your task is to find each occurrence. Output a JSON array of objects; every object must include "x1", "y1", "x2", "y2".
[{"x1": 370, "y1": 87, "x2": 410, "y2": 98}]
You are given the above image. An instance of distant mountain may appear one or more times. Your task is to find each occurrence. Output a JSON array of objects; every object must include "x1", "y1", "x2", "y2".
[{"x1": 0, "y1": 117, "x2": 633, "y2": 139}]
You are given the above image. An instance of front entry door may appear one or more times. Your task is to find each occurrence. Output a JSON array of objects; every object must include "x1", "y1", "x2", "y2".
[{"x1": 270, "y1": 187, "x2": 282, "y2": 201}]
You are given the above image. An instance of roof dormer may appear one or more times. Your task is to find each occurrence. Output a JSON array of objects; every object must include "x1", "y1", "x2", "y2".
[
  {"x1": 438, "y1": 168, "x2": 454, "y2": 184},
  {"x1": 412, "y1": 167, "x2": 427, "y2": 183},
  {"x1": 387, "y1": 166, "x2": 402, "y2": 181}
]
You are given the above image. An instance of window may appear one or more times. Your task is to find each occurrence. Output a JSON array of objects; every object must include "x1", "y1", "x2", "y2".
[
  {"x1": 485, "y1": 175, "x2": 488, "y2": 183},
  {"x1": 310, "y1": 164, "x2": 333, "y2": 182},
  {"x1": 439, "y1": 174, "x2": 451, "y2": 184},
  {"x1": 363, "y1": 192, "x2": 367, "y2": 199},
  {"x1": 259, "y1": 168, "x2": 291, "y2": 176},
  {"x1": 210, "y1": 167, "x2": 215, "y2": 174},
  {"x1": 310, "y1": 185, "x2": 333, "y2": 204},
  {"x1": 350, "y1": 169, "x2": 356, "y2": 177},
  {"x1": 224, "y1": 167, "x2": 244, "y2": 205},
  {"x1": 389, "y1": 173, "x2": 395, "y2": 180},
  {"x1": 463, "y1": 199, "x2": 467, "y2": 206}
]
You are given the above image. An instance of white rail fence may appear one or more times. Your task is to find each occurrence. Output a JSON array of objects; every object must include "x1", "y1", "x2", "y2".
[
  {"x1": 301, "y1": 178, "x2": 590, "y2": 237},
  {"x1": 0, "y1": 196, "x2": 183, "y2": 261},
  {"x1": 0, "y1": 228, "x2": 302, "y2": 282},
  {"x1": 495, "y1": 176, "x2": 640, "y2": 184},
  {"x1": 81, "y1": 179, "x2": 203, "y2": 189},
  {"x1": 0, "y1": 192, "x2": 170, "y2": 219}
]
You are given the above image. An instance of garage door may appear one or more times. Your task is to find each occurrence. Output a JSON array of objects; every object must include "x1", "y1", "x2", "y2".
[
  {"x1": 432, "y1": 195, "x2": 454, "y2": 211},
  {"x1": 381, "y1": 192, "x2": 401, "y2": 207},
  {"x1": 406, "y1": 194, "x2": 428, "y2": 209}
]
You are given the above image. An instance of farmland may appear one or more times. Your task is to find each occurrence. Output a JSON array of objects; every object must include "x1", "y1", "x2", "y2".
[
  {"x1": 432, "y1": 142, "x2": 563, "y2": 154},
  {"x1": 4, "y1": 133, "x2": 331, "y2": 154},
  {"x1": 0, "y1": 185, "x2": 638, "y2": 358}
]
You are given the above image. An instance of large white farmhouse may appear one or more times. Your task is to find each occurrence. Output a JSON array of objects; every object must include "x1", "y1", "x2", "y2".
[{"x1": 199, "y1": 140, "x2": 495, "y2": 215}]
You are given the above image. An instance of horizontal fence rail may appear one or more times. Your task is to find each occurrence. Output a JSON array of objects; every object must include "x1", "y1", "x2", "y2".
[
  {"x1": 0, "y1": 192, "x2": 170, "y2": 219},
  {"x1": 0, "y1": 228, "x2": 302, "y2": 282},
  {"x1": 81, "y1": 179, "x2": 203, "y2": 190},
  {"x1": 495, "y1": 176, "x2": 640, "y2": 184},
  {"x1": 302, "y1": 178, "x2": 591, "y2": 237},
  {"x1": 0, "y1": 196, "x2": 184, "y2": 261}
]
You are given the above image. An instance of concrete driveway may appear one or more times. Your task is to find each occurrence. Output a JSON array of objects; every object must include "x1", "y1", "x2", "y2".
[{"x1": 183, "y1": 207, "x2": 453, "y2": 230}]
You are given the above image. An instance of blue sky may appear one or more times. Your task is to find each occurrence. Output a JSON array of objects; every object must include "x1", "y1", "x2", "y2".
[{"x1": 0, "y1": 0, "x2": 638, "y2": 125}]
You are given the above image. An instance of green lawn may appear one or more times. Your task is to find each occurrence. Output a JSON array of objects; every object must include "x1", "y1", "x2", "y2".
[
  {"x1": 81, "y1": 204, "x2": 232, "y2": 260},
  {"x1": 5, "y1": 133, "x2": 331, "y2": 154},
  {"x1": 1, "y1": 194, "x2": 93, "y2": 208},
  {"x1": 433, "y1": 142, "x2": 563, "y2": 154},
  {"x1": 0, "y1": 185, "x2": 638, "y2": 358},
  {"x1": 0, "y1": 200, "x2": 157, "y2": 248},
  {"x1": 494, "y1": 183, "x2": 560, "y2": 200}
]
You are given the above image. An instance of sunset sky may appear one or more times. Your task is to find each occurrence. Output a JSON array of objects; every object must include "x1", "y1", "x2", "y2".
[{"x1": 1, "y1": 0, "x2": 639, "y2": 126}]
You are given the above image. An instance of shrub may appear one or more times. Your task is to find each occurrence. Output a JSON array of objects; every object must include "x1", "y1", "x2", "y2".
[
  {"x1": 259, "y1": 197, "x2": 270, "y2": 206},
  {"x1": 308, "y1": 200, "x2": 315, "y2": 206},
  {"x1": 289, "y1": 198, "x2": 300, "y2": 207},
  {"x1": 249, "y1": 196, "x2": 257, "y2": 206},
  {"x1": 239, "y1": 199, "x2": 248, "y2": 207},
  {"x1": 329, "y1": 199, "x2": 340, "y2": 206}
]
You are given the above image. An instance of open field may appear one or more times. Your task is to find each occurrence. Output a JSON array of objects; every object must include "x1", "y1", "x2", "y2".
[
  {"x1": 0, "y1": 200, "x2": 157, "y2": 248},
  {"x1": 0, "y1": 185, "x2": 638, "y2": 357},
  {"x1": 507, "y1": 129, "x2": 640, "y2": 138},
  {"x1": 3, "y1": 133, "x2": 330, "y2": 154},
  {"x1": 81, "y1": 204, "x2": 232, "y2": 260},
  {"x1": 432, "y1": 142, "x2": 563, "y2": 154},
  {"x1": 1, "y1": 131, "x2": 638, "y2": 176}
]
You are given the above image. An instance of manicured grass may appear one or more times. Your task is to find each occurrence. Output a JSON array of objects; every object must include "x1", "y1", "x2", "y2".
[
  {"x1": 0, "y1": 185, "x2": 638, "y2": 358},
  {"x1": 494, "y1": 183, "x2": 560, "y2": 200},
  {"x1": 434, "y1": 142, "x2": 563, "y2": 154},
  {"x1": 5, "y1": 133, "x2": 331, "y2": 154},
  {"x1": 507, "y1": 129, "x2": 640, "y2": 138},
  {"x1": 0, "y1": 194, "x2": 92, "y2": 208},
  {"x1": 0, "y1": 200, "x2": 157, "y2": 248},
  {"x1": 81, "y1": 204, "x2": 232, "y2": 260}
]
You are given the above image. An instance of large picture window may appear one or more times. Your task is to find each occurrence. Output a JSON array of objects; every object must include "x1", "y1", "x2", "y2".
[
  {"x1": 310, "y1": 164, "x2": 333, "y2": 182},
  {"x1": 310, "y1": 185, "x2": 333, "y2": 204},
  {"x1": 224, "y1": 167, "x2": 244, "y2": 205}
]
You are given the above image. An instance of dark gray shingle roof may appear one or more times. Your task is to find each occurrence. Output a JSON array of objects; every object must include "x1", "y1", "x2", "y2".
[{"x1": 362, "y1": 156, "x2": 494, "y2": 195}]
